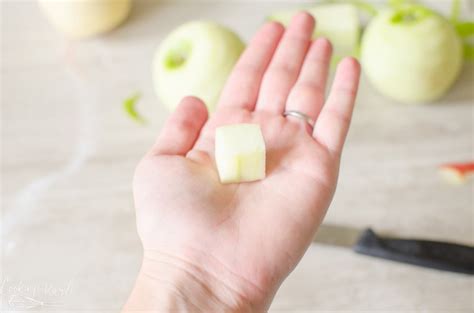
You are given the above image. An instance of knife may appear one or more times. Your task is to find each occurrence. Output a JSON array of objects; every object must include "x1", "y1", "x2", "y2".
[{"x1": 313, "y1": 224, "x2": 474, "y2": 275}]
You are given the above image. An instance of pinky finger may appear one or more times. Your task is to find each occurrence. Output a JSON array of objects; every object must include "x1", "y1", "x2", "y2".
[{"x1": 313, "y1": 57, "x2": 361, "y2": 155}]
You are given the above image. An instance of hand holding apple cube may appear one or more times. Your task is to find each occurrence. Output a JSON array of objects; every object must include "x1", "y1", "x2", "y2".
[{"x1": 129, "y1": 13, "x2": 361, "y2": 309}]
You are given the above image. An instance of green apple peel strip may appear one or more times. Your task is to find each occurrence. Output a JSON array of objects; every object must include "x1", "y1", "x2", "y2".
[
  {"x1": 123, "y1": 92, "x2": 146, "y2": 125},
  {"x1": 450, "y1": 0, "x2": 474, "y2": 61},
  {"x1": 386, "y1": 0, "x2": 474, "y2": 60}
]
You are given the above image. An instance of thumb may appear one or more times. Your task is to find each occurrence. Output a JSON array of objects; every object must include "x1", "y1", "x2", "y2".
[{"x1": 150, "y1": 96, "x2": 208, "y2": 156}]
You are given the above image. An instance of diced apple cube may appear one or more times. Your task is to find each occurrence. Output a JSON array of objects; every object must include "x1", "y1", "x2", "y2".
[{"x1": 215, "y1": 124, "x2": 266, "y2": 184}]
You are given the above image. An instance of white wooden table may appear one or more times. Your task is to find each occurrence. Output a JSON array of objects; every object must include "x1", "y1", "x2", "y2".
[{"x1": 1, "y1": 0, "x2": 473, "y2": 311}]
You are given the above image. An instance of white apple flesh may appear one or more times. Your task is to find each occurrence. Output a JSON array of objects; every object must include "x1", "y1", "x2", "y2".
[
  {"x1": 38, "y1": 0, "x2": 131, "y2": 38},
  {"x1": 153, "y1": 21, "x2": 245, "y2": 113},
  {"x1": 215, "y1": 124, "x2": 266, "y2": 184},
  {"x1": 361, "y1": 7, "x2": 463, "y2": 104},
  {"x1": 268, "y1": 4, "x2": 361, "y2": 62}
]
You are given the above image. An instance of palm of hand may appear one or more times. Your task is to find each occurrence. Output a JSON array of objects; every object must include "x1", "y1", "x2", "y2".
[
  {"x1": 135, "y1": 107, "x2": 335, "y2": 295},
  {"x1": 133, "y1": 13, "x2": 360, "y2": 306}
]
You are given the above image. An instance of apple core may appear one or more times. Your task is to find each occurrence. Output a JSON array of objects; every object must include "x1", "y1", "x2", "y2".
[{"x1": 164, "y1": 42, "x2": 192, "y2": 70}]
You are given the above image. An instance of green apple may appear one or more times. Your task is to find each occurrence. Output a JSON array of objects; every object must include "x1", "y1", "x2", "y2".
[
  {"x1": 361, "y1": 6, "x2": 463, "y2": 103},
  {"x1": 38, "y1": 0, "x2": 131, "y2": 38},
  {"x1": 153, "y1": 21, "x2": 245, "y2": 113},
  {"x1": 268, "y1": 4, "x2": 361, "y2": 62},
  {"x1": 215, "y1": 124, "x2": 266, "y2": 184}
]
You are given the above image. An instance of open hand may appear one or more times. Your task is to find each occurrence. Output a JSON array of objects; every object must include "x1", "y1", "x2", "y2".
[{"x1": 126, "y1": 12, "x2": 360, "y2": 312}]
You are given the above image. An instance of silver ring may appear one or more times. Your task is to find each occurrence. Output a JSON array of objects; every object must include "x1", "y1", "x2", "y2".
[{"x1": 283, "y1": 110, "x2": 314, "y2": 128}]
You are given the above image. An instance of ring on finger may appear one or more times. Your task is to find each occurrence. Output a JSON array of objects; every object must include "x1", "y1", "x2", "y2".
[{"x1": 283, "y1": 110, "x2": 315, "y2": 128}]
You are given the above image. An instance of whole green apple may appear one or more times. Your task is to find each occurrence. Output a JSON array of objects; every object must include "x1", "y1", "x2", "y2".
[
  {"x1": 153, "y1": 21, "x2": 245, "y2": 113},
  {"x1": 361, "y1": 6, "x2": 463, "y2": 104}
]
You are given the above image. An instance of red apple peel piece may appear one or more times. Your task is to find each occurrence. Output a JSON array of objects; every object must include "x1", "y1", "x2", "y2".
[{"x1": 439, "y1": 162, "x2": 474, "y2": 184}]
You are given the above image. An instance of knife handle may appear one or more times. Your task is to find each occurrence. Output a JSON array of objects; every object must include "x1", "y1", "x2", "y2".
[{"x1": 353, "y1": 228, "x2": 474, "y2": 275}]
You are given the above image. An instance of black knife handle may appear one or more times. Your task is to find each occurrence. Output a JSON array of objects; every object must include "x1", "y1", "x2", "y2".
[{"x1": 353, "y1": 228, "x2": 474, "y2": 275}]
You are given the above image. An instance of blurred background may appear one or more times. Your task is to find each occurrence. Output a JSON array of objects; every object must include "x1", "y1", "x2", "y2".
[{"x1": 1, "y1": 0, "x2": 473, "y2": 311}]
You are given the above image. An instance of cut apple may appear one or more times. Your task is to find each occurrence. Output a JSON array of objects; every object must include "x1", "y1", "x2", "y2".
[
  {"x1": 361, "y1": 6, "x2": 463, "y2": 104},
  {"x1": 268, "y1": 4, "x2": 361, "y2": 62},
  {"x1": 153, "y1": 21, "x2": 245, "y2": 113},
  {"x1": 439, "y1": 162, "x2": 474, "y2": 185},
  {"x1": 215, "y1": 124, "x2": 266, "y2": 184}
]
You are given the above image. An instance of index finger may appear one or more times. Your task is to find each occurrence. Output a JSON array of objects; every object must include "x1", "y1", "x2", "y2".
[{"x1": 218, "y1": 22, "x2": 284, "y2": 111}]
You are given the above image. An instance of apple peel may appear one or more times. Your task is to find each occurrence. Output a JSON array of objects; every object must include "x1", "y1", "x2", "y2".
[
  {"x1": 439, "y1": 162, "x2": 474, "y2": 185},
  {"x1": 123, "y1": 92, "x2": 145, "y2": 125}
]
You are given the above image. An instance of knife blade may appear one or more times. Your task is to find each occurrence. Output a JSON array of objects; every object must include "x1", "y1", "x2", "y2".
[{"x1": 313, "y1": 224, "x2": 474, "y2": 275}]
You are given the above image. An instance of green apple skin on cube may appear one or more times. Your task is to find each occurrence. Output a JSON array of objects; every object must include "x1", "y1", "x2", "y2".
[
  {"x1": 268, "y1": 4, "x2": 360, "y2": 63},
  {"x1": 215, "y1": 124, "x2": 266, "y2": 184}
]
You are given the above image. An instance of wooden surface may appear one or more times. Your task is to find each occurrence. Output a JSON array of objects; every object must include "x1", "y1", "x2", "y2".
[{"x1": 1, "y1": 0, "x2": 473, "y2": 311}]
